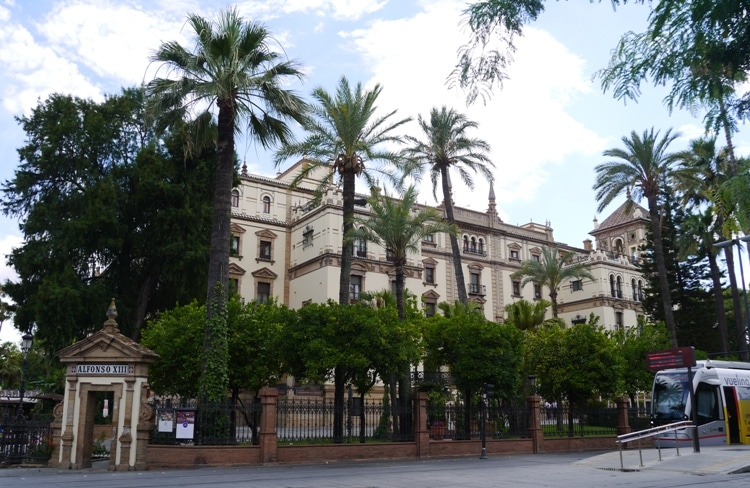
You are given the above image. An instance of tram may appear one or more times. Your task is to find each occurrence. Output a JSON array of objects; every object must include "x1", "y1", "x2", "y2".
[{"x1": 651, "y1": 360, "x2": 750, "y2": 446}]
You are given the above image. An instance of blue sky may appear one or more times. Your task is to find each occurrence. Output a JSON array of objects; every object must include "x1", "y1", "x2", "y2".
[{"x1": 1, "y1": 0, "x2": 748, "y2": 342}]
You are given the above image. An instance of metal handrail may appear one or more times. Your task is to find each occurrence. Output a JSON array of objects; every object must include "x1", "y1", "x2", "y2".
[{"x1": 616, "y1": 420, "x2": 696, "y2": 471}]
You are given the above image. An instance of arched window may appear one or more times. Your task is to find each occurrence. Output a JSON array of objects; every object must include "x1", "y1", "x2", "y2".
[
  {"x1": 262, "y1": 195, "x2": 271, "y2": 213},
  {"x1": 632, "y1": 279, "x2": 637, "y2": 301},
  {"x1": 637, "y1": 280, "x2": 644, "y2": 301},
  {"x1": 463, "y1": 235, "x2": 469, "y2": 252},
  {"x1": 231, "y1": 189, "x2": 239, "y2": 208},
  {"x1": 470, "y1": 237, "x2": 477, "y2": 252},
  {"x1": 478, "y1": 238, "x2": 484, "y2": 254},
  {"x1": 610, "y1": 275, "x2": 616, "y2": 297},
  {"x1": 614, "y1": 238, "x2": 624, "y2": 255},
  {"x1": 616, "y1": 276, "x2": 623, "y2": 298}
]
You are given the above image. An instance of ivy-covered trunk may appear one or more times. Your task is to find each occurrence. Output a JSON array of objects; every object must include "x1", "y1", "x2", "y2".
[{"x1": 200, "y1": 100, "x2": 233, "y2": 401}]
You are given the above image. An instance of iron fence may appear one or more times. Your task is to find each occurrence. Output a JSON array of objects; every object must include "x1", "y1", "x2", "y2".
[
  {"x1": 540, "y1": 404, "x2": 618, "y2": 437},
  {"x1": 149, "y1": 398, "x2": 260, "y2": 446},
  {"x1": 426, "y1": 401, "x2": 527, "y2": 440},
  {"x1": 0, "y1": 415, "x2": 54, "y2": 465},
  {"x1": 276, "y1": 397, "x2": 413, "y2": 443}
]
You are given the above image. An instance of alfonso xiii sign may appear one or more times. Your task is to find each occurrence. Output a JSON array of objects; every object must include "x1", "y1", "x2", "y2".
[{"x1": 73, "y1": 364, "x2": 134, "y2": 375}]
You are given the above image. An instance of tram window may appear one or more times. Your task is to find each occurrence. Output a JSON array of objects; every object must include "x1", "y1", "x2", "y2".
[{"x1": 695, "y1": 383, "x2": 720, "y2": 425}]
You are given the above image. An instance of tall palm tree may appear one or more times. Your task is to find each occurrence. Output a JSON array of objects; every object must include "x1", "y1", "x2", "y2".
[
  {"x1": 275, "y1": 76, "x2": 409, "y2": 442},
  {"x1": 348, "y1": 186, "x2": 458, "y2": 320},
  {"x1": 275, "y1": 76, "x2": 410, "y2": 306},
  {"x1": 348, "y1": 185, "x2": 456, "y2": 439},
  {"x1": 674, "y1": 137, "x2": 734, "y2": 356},
  {"x1": 510, "y1": 246, "x2": 594, "y2": 318},
  {"x1": 594, "y1": 128, "x2": 682, "y2": 348},
  {"x1": 403, "y1": 106, "x2": 493, "y2": 304},
  {"x1": 146, "y1": 8, "x2": 306, "y2": 400}
]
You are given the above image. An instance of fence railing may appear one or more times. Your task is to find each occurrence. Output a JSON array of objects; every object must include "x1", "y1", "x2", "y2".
[
  {"x1": 147, "y1": 395, "x2": 624, "y2": 446},
  {"x1": 0, "y1": 415, "x2": 54, "y2": 465},
  {"x1": 149, "y1": 398, "x2": 260, "y2": 446},
  {"x1": 276, "y1": 397, "x2": 413, "y2": 443},
  {"x1": 426, "y1": 402, "x2": 528, "y2": 440},
  {"x1": 540, "y1": 405, "x2": 618, "y2": 437}
]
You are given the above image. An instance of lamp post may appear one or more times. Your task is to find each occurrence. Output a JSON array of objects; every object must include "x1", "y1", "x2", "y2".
[
  {"x1": 16, "y1": 332, "x2": 33, "y2": 418},
  {"x1": 715, "y1": 239, "x2": 750, "y2": 360}
]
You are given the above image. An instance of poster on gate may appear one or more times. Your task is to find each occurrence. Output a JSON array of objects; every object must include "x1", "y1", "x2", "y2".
[
  {"x1": 157, "y1": 408, "x2": 174, "y2": 433},
  {"x1": 175, "y1": 409, "x2": 195, "y2": 439}
]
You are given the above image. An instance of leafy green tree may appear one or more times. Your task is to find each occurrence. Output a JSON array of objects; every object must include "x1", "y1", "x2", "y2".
[
  {"x1": 594, "y1": 128, "x2": 682, "y2": 347},
  {"x1": 275, "y1": 76, "x2": 410, "y2": 306},
  {"x1": 424, "y1": 309, "x2": 524, "y2": 431},
  {"x1": 526, "y1": 321, "x2": 623, "y2": 435},
  {"x1": 510, "y1": 246, "x2": 594, "y2": 318},
  {"x1": 280, "y1": 300, "x2": 420, "y2": 442},
  {"x1": 1, "y1": 89, "x2": 214, "y2": 352},
  {"x1": 146, "y1": 7, "x2": 306, "y2": 402},
  {"x1": 403, "y1": 106, "x2": 493, "y2": 304},
  {"x1": 142, "y1": 298, "x2": 289, "y2": 398},
  {"x1": 504, "y1": 298, "x2": 551, "y2": 331},
  {"x1": 611, "y1": 320, "x2": 671, "y2": 404}
]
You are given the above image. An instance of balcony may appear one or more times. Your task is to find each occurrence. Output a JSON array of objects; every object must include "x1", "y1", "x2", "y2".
[
  {"x1": 468, "y1": 283, "x2": 486, "y2": 296},
  {"x1": 463, "y1": 247, "x2": 487, "y2": 256}
]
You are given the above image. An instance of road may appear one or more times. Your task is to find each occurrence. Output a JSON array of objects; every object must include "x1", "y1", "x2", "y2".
[{"x1": 1, "y1": 446, "x2": 749, "y2": 487}]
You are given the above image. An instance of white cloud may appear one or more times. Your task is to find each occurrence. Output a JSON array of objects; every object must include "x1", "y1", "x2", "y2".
[
  {"x1": 343, "y1": 0, "x2": 606, "y2": 208},
  {"x1": 237, "y1": 0, "x2": 387, "y2": 21}
]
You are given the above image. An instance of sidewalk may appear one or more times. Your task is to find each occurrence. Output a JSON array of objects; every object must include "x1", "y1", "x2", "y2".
[{"x1": 575, "y1": 444, "x2": 750, "y2": 475}]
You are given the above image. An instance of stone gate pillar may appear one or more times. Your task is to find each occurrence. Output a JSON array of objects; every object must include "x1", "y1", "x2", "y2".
[{"x1": 49, "y1": 299, "x2": 158, "y2": 470}]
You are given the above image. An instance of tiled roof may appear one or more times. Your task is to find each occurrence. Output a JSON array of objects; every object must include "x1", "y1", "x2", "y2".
[{"x1": 592, "y1": 200, "x2": 649, "y2": 234}]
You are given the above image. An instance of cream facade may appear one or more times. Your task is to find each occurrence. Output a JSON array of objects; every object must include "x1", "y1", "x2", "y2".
[{"x1": 231, "y1": 161, "x2": 649, "y2": 332}]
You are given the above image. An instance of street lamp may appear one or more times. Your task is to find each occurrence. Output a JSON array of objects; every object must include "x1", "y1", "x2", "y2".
[
  {"x1": 715, "y1": 238, "x2": 750, "y2": 360},
  {"x1": 16, "y1": 332, "x2": 33, "y2": 418}
]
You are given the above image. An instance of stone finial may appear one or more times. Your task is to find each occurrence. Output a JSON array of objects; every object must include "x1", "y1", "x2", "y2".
[{"x1": 103, "y1": 298, "x2": 119, "y2": 333}]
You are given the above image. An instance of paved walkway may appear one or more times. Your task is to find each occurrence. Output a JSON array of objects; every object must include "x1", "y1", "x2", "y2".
[{"x1": 0, "y1": 445, "x2": 749, "y2": 488}]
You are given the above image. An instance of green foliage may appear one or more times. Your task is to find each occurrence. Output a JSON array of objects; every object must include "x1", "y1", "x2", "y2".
[
  {"x1": 526, "y1": 322, "x2": 623, "y2": 407},
  {"x1": 504, "y1": 299, "x2": 551, "y2": 331},
  {"x1": 349, "y1": 186, "x2": 458, "y2": 320},
  {"x1": 275, "y1": 76, "x2": 411, "y2": 306},
  {"x1": 142, "y1": 296, "x2": 291, "y2": 399},
  {"x1": 280, "y1": 301, "x2": 421, "y2": 391},
  {"x1": 510, "y1": 246, "x2": 594, "y2": 318},
  {"x1": 424, "y1": 311, "x2": 524, "y2": 402},
  {"x1": 1, "y1": 88, "x2": 214, "y2": 351},
  {"x1": 402, "y1": 106, "x2": 493, "y2": 304},
  {"x1": 611, "y1": 320, "x2": 671, "y2": 398}
]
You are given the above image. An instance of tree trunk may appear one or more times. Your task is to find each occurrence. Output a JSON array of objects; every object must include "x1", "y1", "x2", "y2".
[
  {"x1": 339, "y1": 169, "x2": 356, "y2": 305},
  {"x1": 708, "y1": 250, "x2": 730, "y2": 356},
  {"x1": 724, "y1": 246, "x2": 749, "y2": 360},
  {"x1": 440, "y1": 168, "x2": 467, "y2": 304},
  {"x1": 333, "y1": 365, "x2": 345, "y2": 443},
  {"x1": 549, "y1": 289, "x2": 559, "y2": 318},
  {"x1": 200, "y1": 101, "x2": 234, "y2": 399},
  {"x1": 647, "y1": 195, "x2": 678, "y2": 348}
]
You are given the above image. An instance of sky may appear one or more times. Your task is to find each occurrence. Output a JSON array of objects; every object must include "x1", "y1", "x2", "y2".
[{"x1": 1, "y1": 0, "x2": 748, "y2": 343}]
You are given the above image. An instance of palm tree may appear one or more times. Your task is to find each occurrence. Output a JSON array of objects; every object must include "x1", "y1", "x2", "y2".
[
  {"x1": 146, "y1": 8, "x2": 306, "y2": 400},
  {"x1": 675, "y1": 210, "x2": 730, "y2": 355},
  {"x1": 275, "y1": 76, "x2": 409, "y2": 442},
  {"x1": 594, "y1": 128, "x2": 682, "y2": 348},
  {"x1": 403, "y1": 106, "x2": 493, "y2": 304},
  {"x1": 504, "y1": 299, "x2": 551, "y2": 331},
  {"x1": 674, "y1": 137, "x2": 734, "y2": 356},
  {"x1": 348, "y1": 185, "x2": 456, "y2": 439},
  {"x1": 348, "y1": 186, "x2": 458, "y2": 320},
  {"x1": 275, "y1": 76, "x2": 411, "y2": 306},
  {"x1": 510, "y1": 246, "x2": 594, "y2": 318}
]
